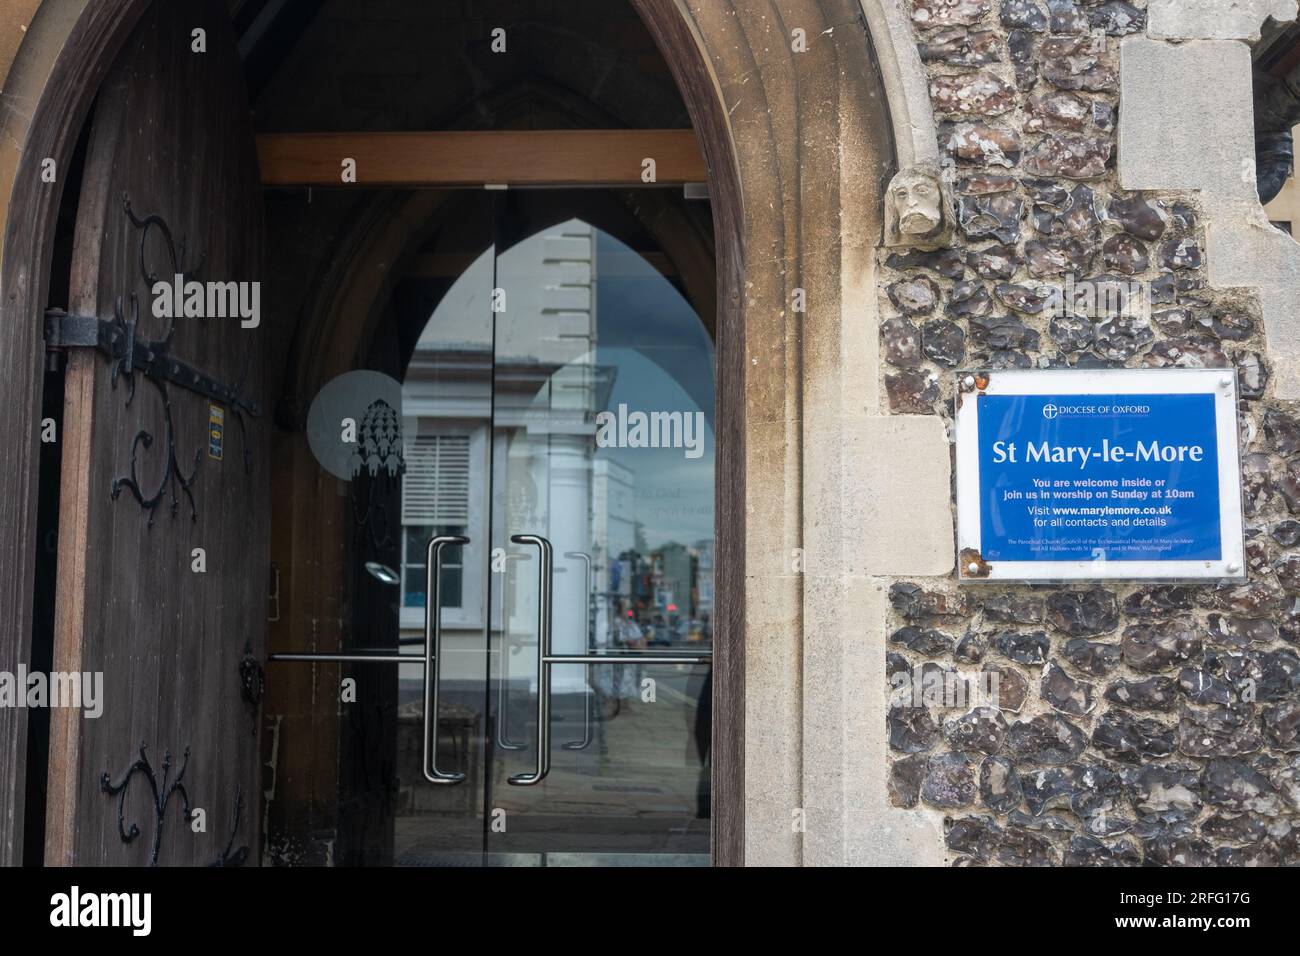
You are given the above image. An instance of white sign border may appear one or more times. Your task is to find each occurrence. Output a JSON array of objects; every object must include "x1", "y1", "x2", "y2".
[{"x1": 955, "y1": 367, "x2": 1246, "y2": 583}]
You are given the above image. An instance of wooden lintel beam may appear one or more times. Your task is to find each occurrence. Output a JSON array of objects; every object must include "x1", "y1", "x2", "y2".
[{"x1": 256, "y1": 130, "x2": 706, "y2": 187}]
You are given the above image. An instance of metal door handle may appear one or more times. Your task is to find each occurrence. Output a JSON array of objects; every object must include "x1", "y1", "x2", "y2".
[
  {"x1": 495, "y1": 662, "x2": 528, "y2": 750},
  {"x1": 507, "y1": 534, "x2": 552, "y2": 786},
  {"x1": 495, "y1": 621, "x2": 527, "y2": 752},
  {"x1": 561, "y1": 551, "x2": 593, "y2": 752},
  {"x1": 503, "y1": 537, "x2": 712, "y2": 786},
  {"x1": 268, "y1": 535, "x2": 469, "y2": 786},
  {"x1": 423, "y1": 534, "x2": 469, "y2": 785}
]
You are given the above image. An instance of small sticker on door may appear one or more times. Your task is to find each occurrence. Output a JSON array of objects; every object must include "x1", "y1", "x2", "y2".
[{"x1": 208, "y1": 404, "x2": 224, "y2": 461}]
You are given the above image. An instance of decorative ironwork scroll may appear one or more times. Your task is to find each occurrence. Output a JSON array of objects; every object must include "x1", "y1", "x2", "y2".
[
  {"x1": 102, "y1": 744, "x2": 250, "y2": 866},
  {"x1": 100, "y1": 744, "x2": 192, "y2": 867},
  {"x1": 42, "y1": 195, "x2": 261, "y2": 525},
  {"x1": 107, "y1": 290, "x2": 205, "y2": 525}
]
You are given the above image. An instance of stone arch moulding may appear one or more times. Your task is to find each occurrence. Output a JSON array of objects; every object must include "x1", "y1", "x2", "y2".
[{"x1": 858, "y1": 0, "x2": 942, "y2": 168}]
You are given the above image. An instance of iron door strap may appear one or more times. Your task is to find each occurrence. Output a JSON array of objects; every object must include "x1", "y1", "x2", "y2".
[
  {"x1": 43, "y1": 197, "x2": 261, "y2": 418},
  {"x1": 46, "y1": 298, "x2": 261, "y2": 525},
  {"x1": 44, "y1": 304, "x2": 261, "y2": 415}
]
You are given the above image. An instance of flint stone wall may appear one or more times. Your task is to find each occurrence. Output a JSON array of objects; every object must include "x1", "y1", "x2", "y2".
[{"x1": 882, "y1": 0, "x2": 1300, "y2": 866}]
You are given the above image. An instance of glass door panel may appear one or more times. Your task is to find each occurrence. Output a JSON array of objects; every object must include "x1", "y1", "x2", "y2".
[
  {"x1": 486, "y1": 192, "x2": 715, "y2": 865},
  {"x1": 270, "y1": 188, "x2": 715, "y2": 867},
  {"x1": 387, "y1": 199, "x2": 496, "y2": 865}
]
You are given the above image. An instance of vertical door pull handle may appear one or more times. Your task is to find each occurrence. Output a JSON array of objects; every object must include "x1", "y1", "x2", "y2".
[
  {"x1": 507, "y1": 534, "x2": 553, "y2": 786},
  {"x1": 424, "y1": 535, "x2": 469, "y2": 784}
]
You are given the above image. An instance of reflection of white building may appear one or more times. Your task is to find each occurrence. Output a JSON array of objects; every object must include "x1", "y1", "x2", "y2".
[
  {"x1": 398, "y1": 221, "x2": 605, "y2": 691},
  {"x1": 395, "y1": 219, "x2": 712, "y2": 688}
]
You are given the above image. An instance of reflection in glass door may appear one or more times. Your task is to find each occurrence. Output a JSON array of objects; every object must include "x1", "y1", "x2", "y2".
[
  {"x1": 486, "y1": 195, "x2": 715, "y2": 864},
  {"x1": 272, "y1": 190, "x2": 714, "y2": 866},
  {"x1": 390, "y1": 214, "x2": 496, "y2": 864}
]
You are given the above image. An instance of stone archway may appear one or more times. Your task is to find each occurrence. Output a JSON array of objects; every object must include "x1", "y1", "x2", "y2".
[{"x1": 0, "y1": 0, "x2": 944, "y2": 866}]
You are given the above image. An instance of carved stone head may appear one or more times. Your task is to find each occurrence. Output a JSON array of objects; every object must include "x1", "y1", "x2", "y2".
[{"x1": 884, "y1": 163, "x2": 953, "y2": 249}]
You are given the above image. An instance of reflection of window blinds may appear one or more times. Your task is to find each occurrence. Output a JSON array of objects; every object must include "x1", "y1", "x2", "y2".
[{"x1": 402, "y1": 432, "x2": 471, "y2": 525}]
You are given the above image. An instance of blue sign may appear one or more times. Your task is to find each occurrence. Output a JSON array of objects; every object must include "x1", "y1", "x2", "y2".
[{"x1": 975, "y1": 392, "x2": 1221, "y2": 563}]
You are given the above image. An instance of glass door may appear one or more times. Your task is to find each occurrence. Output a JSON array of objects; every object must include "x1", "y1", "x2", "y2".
[
  {"x1": 269, "y1": 188, "x2": 714, "y2": 866},
  {"x1": 484, "y1": 192, "x2": 715, "y2": 864},
  {"x1": 388, "y1": 204, "x2": 497, "y2": 865}
]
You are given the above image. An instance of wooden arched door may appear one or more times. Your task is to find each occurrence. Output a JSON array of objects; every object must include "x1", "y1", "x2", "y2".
[{"x1": 46, "y1": 0, "x2": 268, "y2": 866}]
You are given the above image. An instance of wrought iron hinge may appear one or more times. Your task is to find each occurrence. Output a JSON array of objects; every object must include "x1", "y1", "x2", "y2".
[{"x1": 44, "y1": 306, "x2": 261, "y2": 415}]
